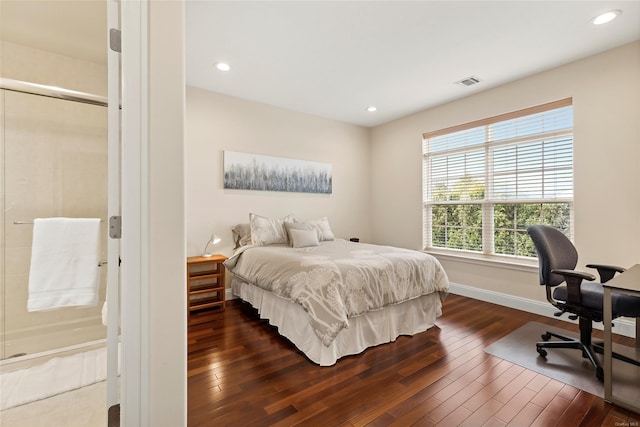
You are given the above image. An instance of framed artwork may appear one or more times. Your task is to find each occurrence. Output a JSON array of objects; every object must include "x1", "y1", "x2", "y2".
[{"x1": 223, "y1": 151, "x2": 332, "y2": 194}]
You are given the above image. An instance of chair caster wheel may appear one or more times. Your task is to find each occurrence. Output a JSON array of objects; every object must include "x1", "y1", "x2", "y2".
[
  {"x1": 537, "y1": 347, "x2": 547, "y2": 358},
  {"x1": 596, "y1": 367, "x2": 604, "y2": 381},
  {"x1": 541, "y1": 333, "x2": 551, "y2": 341}
]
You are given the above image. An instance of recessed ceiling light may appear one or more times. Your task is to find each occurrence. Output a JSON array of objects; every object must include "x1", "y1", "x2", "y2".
[
  {"x1": 366, "y1": 106, "x2": 377, "y2": 112},
  {"x1": 215, "y1": 62, "x2": 231, "y2": 72},
  {"x1": 592, "y1": 10, "x2": 621, "y2": 25}
]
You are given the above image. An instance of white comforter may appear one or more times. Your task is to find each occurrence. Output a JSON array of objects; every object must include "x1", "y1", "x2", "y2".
[{"x1": 224, "y1": 239, "x2": 449, "y2": 346}]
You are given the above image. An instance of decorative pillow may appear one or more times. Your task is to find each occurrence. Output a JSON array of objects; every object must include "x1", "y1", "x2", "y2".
[
  {"x1": 307, "y1": 217, "x2": 335, "y2": 241},
  {"x1": 231, "y1": 223, "x2": 252, "y2": 249},
  {"x1": 288, "y1": 228, "x2": 320, "y2": 248},
  {"x1": 250, "y1": 213, "x2": 295, "y2": 246},
  {"x1": 284, "y1": 221, "x2": 314, "y2": 243}
]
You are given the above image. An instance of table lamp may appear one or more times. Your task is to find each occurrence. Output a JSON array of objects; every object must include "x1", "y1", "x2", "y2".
[{"x1": 202, "y1": 234, "x2": 221, "y2": 257}]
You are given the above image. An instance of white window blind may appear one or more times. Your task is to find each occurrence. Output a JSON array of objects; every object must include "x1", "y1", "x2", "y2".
[{"x1": 423, "y1": 99, "x2": 573, "y2": 257}]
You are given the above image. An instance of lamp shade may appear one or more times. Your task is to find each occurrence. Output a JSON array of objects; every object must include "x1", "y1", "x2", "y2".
[{"x1": 202, "y1": 234, "x2": 221, "y2": 257}]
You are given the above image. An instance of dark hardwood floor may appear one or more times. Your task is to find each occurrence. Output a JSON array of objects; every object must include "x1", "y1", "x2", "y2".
[{"x1": 188, "y1": 294, "x2": 639, "y2": 426}]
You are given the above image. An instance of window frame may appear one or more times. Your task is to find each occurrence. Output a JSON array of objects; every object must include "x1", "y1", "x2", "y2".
[{"x1": 422, "y1": 98, "x2": 574, "y2": 259}]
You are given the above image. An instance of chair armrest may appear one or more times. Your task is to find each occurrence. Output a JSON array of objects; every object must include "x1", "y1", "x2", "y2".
[
  {"x1": 585, "y1": 264, "x2": 626, "y2": 283},
  {"x1": 551, "y1": 268, "x2": 596, "y2": 306},
  {"x1": 551, "y1": 268, "x2": 596, "y2": 282}
]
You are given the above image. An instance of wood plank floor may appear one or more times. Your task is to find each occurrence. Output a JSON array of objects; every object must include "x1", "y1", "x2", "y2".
[{"x1": 188, "y1": 294, "x2": 640, "y2": 426}]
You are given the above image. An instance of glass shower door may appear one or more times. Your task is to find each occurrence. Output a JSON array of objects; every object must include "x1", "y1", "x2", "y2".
[{"x1": 0, "y1": 88, "x2": 108, "y2": 361}]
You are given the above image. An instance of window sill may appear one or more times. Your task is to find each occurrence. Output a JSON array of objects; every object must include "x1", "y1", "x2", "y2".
[{"x1": 424, "y1": 249, "x2": 538, "y2": 273}]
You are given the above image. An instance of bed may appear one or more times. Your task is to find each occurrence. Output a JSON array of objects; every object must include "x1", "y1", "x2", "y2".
[{"x1": 223, "y1": 214, "x2": 449, "y2": 366}]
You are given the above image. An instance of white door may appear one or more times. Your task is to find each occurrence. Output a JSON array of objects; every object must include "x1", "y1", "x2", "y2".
[{"x1": 106, "y1": 0, "x2": 121, "y2": 420}]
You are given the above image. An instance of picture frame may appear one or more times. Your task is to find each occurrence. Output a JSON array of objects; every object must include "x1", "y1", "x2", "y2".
[{"x1": 223, "y1": 151, "x2": 332, "y2": 194}]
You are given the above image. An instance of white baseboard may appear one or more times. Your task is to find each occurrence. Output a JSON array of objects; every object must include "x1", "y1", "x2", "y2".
[{"x1": 449, "y1": 282, "x2": 637, "y2": 339}]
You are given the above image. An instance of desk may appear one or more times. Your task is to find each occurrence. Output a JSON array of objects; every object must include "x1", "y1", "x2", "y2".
[{"x1": 603, "y1": 263, "x2": 640, "y2": 413}]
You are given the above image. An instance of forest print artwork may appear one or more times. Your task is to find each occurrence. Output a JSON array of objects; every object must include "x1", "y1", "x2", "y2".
[{"x1": 223, "y1": 151, "x2": 332, "y2": 194}]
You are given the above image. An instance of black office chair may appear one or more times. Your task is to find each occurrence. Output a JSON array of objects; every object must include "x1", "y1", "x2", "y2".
[{"x1": 527, "y1": 225, "x2": 640, "y2": 380}]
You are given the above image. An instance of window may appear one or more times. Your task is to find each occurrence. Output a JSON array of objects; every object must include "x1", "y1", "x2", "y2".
[{"x1": 422, "y1": 99, "x2": 573, "y2": 258}]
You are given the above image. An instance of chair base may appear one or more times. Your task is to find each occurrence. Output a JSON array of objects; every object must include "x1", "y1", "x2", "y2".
[
  {"x1": 536, "y1": 331, "x2": 604, "y2": 380},
  {"x1": 536, "y1": 330, "x2": 640, "y2": 382}
]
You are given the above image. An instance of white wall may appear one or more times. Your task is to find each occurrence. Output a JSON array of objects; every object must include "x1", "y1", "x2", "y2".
[
  {"x1": 120, "y1": 2, "x2": 186, "y2": 425},
  {"x1": 147, "y1": 2, "x2": 186, "y2": 425},
  {"x1": 370, "y1": 41, "x2": 640, "y2": 304},
  {"x1": 185, "y1": 87, "x2": 372, "y2": 259}
]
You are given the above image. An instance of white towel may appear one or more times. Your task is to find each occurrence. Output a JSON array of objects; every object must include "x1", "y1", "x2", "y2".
[{"x1": 28, "y1": 218, "x2": 101, "y2": 311}]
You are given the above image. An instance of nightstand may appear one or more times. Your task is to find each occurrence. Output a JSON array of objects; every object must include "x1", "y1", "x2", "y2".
[{"x1": 186, "y1": 255, "x2": 227, "y2": 324}]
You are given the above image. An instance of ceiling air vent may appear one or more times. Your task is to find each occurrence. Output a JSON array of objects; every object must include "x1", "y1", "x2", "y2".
[{"x1": 456, "y1": 76, "x2": 481, "y2": 87}]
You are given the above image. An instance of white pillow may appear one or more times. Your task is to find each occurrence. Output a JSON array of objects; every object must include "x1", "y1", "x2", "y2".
[
  {"x1": 250, "y1": 213, "x2": 294, "y2": 246},
  {"x1": 284, "y1": 221, "x2": 314, "y2": 243},
  {"x1": 307, "y1": 217, "x2": 335, "y2": 241},
  {"x1": 289, "y1": 228, "x2": 320, "y2": 248}
]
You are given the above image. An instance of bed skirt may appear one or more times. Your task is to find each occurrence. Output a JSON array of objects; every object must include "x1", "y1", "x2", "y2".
[{"x1": 232, "y1": 276, "x2": 443, "y2": 366}]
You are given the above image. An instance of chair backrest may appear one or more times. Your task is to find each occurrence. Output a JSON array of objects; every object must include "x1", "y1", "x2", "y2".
[{"x1": 527, "y1": 225, "x2": 578, "y2": 287}]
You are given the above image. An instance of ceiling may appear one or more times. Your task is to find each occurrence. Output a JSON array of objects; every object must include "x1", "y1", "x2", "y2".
[{"x1": 2, "y1": 1, "x2": 640, "y2": 128}]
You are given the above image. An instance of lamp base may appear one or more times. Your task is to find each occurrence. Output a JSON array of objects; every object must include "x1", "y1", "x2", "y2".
[{"x1": 201, "y1": 253, "x2": 213, "y2": 258}]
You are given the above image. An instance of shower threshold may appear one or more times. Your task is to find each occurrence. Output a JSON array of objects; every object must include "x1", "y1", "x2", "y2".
[{"x1": 0, "y1": 339, "x2": 119, "y2": 410}]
